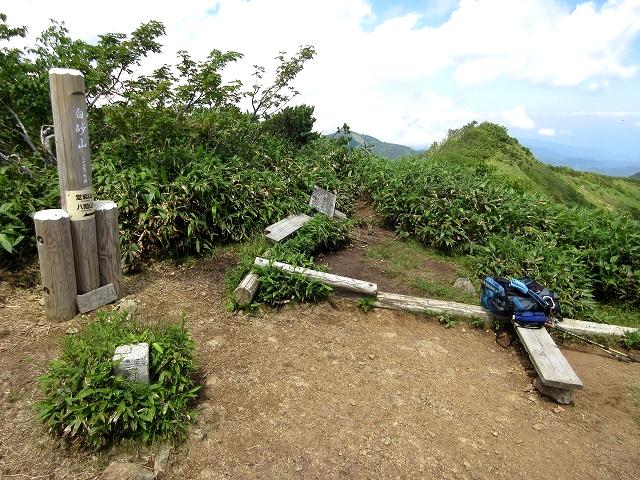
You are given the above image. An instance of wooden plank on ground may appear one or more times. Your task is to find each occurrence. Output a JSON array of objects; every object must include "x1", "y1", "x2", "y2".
[
  {"x1": 374, "y1": 292, "x2": 492, "y2": 320},
  {"x1": 558, "y1": 318, "x2": 637, "y2": 337},
  {"x1": 334, "y1": 209, "x2": 347, "y2": 219},
  {"x1": 371, "y1": 292, "x2": 635, "y2": 337},
  {"x1": 254, "y1": 257, "x2": 377, "y2": 295},
  {"x1": 76, "y1": 283, "x2": 117, "y2": 314},
  {"x1": 514, "y1": 324, "x2": 583, "y2": 390},
  {"x1": 265, "y1": 214, "x2": 311, "y2": 242}
]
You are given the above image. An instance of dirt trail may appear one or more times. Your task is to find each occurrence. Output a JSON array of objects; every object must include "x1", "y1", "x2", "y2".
[{"x1": 0, "y1": 249, "x2": 639, "y2": 479}]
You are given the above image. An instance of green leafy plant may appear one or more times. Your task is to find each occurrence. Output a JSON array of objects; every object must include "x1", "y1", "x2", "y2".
[
  {"x1": 357, "y1": 296, "x2": 377, "y2": 313},
  {"x1": 468, "y1": 317, "x2": 486, "y2": 329},
  {"x1": 623, "y1": 331, "x2": 640, "y2": 350},
  {"x1": 37, "y1": 310, "x2": 199, "y2": 449},
  {"x1": 227, "y1": 214, "x2": 352, "y2": 309},
  {"x1": 438, "y1": 314, "x2": 457, "y2": 329}
]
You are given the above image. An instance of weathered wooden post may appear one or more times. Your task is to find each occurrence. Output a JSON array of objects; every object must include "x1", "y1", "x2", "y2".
[
  {"x1": 234, "y1": 272, "x2": 261, "y2": 306},
  {"x1": 34, "y1": 209, "x2": 78, "y2": 321},
  {"x1": 49, "y1": 68, "x2": 99, "y2": 294},
  {"x1": 94, "y1": 200, "x2": 124, "y2": 298}
]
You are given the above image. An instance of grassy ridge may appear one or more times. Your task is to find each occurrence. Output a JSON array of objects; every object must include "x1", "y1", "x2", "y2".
[{"x1": 426, "y1": 122, "x2": 640, "y2": 216}]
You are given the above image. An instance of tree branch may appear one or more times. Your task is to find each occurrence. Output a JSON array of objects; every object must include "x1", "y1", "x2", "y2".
[
  {"x1": 40, "y1": 125, "x2": 57, "y2": 165},
  {"x1": 1, "y1": 100, "x2": 39, "y2": 155}
]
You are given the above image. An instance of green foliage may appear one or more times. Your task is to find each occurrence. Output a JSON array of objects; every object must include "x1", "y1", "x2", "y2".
[
  {"x1": 37, "y1": 310, "x2": 199, "y2": 449},
  {"x1": 263, "y1": 104, "x2": 319, "y2": 146},
  {"x1": 356, "y1": 130, "x2": 640, "y2": 317},
  {"x1": 357, "y1": 296, "x2": 377, "y2": 313},
  {"x1": 228, "y1": 215, "x2": 352, "y2": 308},
  {"x1": 438, "y1": 314, "x2": 457, "y2": 329},
  {"x1": 0, "y1": 17, "x2": 359, "y2": 272},
  {"x1": 280, "y1": 215, "x2": 352, "y2": 257},
  {"x1": 623, "y1": 331, "x2": 640, "y2": 350},
  {"x1": 247, "y1": 45, "x2": 316, "y2": 120},
  {"x1": 468, "y1": 317, "x2": 486, "y2": 329},
  {"x1": 254, "y1": 251, "x2": 333, "y2": 306}
]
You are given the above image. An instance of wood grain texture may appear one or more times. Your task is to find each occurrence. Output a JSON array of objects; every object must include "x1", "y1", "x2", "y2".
[
  {"x1": 333, "y1": 209, "x2": 347, "y2": 219},
  {"x1": 557, "y1": 318, "x2": 637, "y2": 337},
  {"x1": 234, "y1": 272, "x2": 261, "y2": 306},
  {"x1": 372, "y1": 292, "x2": 635, "y2": 337},
  {"x1": 76, "y1": 283, "x2": 117, "y2": 314},
  {"x1": 254, "y1": 257, "x2": 377, "y2": 295},
  {"x1": 514, "y1": 323, "x2": 583, "y2": 390},
  {"x1": 374, "y1": 292, "x2": 491, "y2": 320},
  {"x1": 49, "y1": 68, "x2": 99, "y2": 293},
  {"x1": 34, "y1": 209, "x2": 77, "y2": 322},
  {"x1": 264, "y1": 214, "x2": 311, "y2": 242},
  {"x1": 94, "y1": 200, "x2": 123, "y2": 298}
]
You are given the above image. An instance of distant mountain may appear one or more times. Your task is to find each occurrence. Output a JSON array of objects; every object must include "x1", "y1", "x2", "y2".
[
  {"x1": 519, "y1": 137, "x2": 640, "y2": 177},
  {"x1": 328, "y1": 131, "x2": 421, "y2": 159},
  {"x1": 632, "y1": 172, "x2": 640, "y2": 179}
]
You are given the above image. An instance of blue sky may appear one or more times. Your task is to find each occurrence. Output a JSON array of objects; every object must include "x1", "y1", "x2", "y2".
[{"x1": 4, "y1": 0, "x2": 640, "y2": 165}]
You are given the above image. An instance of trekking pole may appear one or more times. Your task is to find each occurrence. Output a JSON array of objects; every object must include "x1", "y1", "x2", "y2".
[{"x1": 546, "y1": 322, "x2": 639, "y2": 363}]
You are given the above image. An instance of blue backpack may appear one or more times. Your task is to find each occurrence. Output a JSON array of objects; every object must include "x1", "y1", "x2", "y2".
[{"x1": 481, "y1": 276, "x2": 562, "y2": 327}]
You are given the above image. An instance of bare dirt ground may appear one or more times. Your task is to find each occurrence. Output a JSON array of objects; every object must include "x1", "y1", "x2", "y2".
[{"x1": 1, "y1": 227, "x2": 639, "y2": 479}]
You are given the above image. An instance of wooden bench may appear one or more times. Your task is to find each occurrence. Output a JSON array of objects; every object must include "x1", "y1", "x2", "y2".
[{"x1": 514, "y1": 323, "x2": 583, "y2": 392}]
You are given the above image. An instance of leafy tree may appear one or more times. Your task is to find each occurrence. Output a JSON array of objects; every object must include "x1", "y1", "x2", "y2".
[
  {"x1": 263, "y1": 104, "x2": 319, "y2": 146},
  {"x1": 247, "y1": 45, "x2": 315, "y2": 120}
]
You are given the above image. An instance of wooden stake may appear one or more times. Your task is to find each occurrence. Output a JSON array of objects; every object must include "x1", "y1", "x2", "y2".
[
  {"x1": 234, "y1": 272, "x2": 260, "y2": 306},
  {"x1": 94, "y1": 200, "x2": 123, "y2": 298},
  {"x1": 49, "y1": 68, "x2": 99, "y2": 294},
  {"x1": 34, "y1": 209, "x2": 78, "y2": 322}
]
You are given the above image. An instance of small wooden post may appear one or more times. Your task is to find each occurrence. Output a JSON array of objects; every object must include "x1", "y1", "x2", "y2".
[
  {"x1": 49, "y1": 68, "x2": 99, "y2": 294},
  {"x1": 34, "y1": 209, "x2": 78, "y2": 322},
  {"x1": 234, "y1": 272, "x2": 260, "y2": 306},
  {"x1": 94, "y1": 200, "x2": 124, "y2": 298}
]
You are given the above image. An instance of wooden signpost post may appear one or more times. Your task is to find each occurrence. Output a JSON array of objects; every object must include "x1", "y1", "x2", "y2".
[
  {"x1": 49, "y1": 68, "x2": 99, "y2": 294},
  {"x1": 33, "y1": 68, "x2": 123, "y2": 322}
]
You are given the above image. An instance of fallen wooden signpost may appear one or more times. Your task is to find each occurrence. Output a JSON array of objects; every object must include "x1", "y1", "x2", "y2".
[
  {"x1": 234, "y1": 272, "x2": 261, "y2": 306},
  {"x1": 265, "y1": 214, "x2": 312, "y2": 242},
  {"x1": 254, "y1": 257, "x2": 377, "y2": 295}
]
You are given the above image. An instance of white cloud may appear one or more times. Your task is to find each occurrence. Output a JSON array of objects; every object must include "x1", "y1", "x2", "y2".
[
  {"x1": 563, "y1": 111, "x2": 640, "y2": 117},
  {"x1": 3, "y1": 0, "x2": 640, "y2": 147},
  {"x1": 500, "y1": 106, "x2": 535, "y2": 130},
  {"x1": 538, "y1": 128, "x2": 556, "y2": 137}
]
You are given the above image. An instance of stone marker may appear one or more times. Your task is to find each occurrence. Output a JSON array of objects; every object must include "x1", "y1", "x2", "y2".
[
  {"x1": 309, "y1": 186, "x2": 336, "y2": 217},
  {"x1": 453, "y1": 277, "x2": 476, "y2": 295},
  {"x1": 100, "y1": 461, "x2": 155, "y2": 480},
  {"x1": 113, "y1": 343, "x2": 149, "y2": 384}
]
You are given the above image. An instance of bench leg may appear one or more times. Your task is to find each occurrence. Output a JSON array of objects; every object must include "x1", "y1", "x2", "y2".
[{"x1": 533, "y1": 377, "x2": 575, "y2": 405}]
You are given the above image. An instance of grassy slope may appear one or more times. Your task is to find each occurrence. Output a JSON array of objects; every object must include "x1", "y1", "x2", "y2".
[{"x1": 426, "y1": 122, "x2": 640, "y2": 217}]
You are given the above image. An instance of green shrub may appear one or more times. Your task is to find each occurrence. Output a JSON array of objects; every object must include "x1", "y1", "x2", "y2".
[
  {"x1": 254, "y1": 251, "x2": 333, "y2": 306},
  {"x1": 279, "y1": 215, "x2": 352, "y2": 257},
  {"x1": 227, "y1": 215, "x2": 352, "y2": 308},
  {"x1": 356, "y1": 150, "x2": 640, "y2": 316},
  {"x1": 357, "y1": 296, "x2": 377, "y2": 313},
  {"x1": 37, "y1": 310, "x2": 199, "y2": 449}
]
